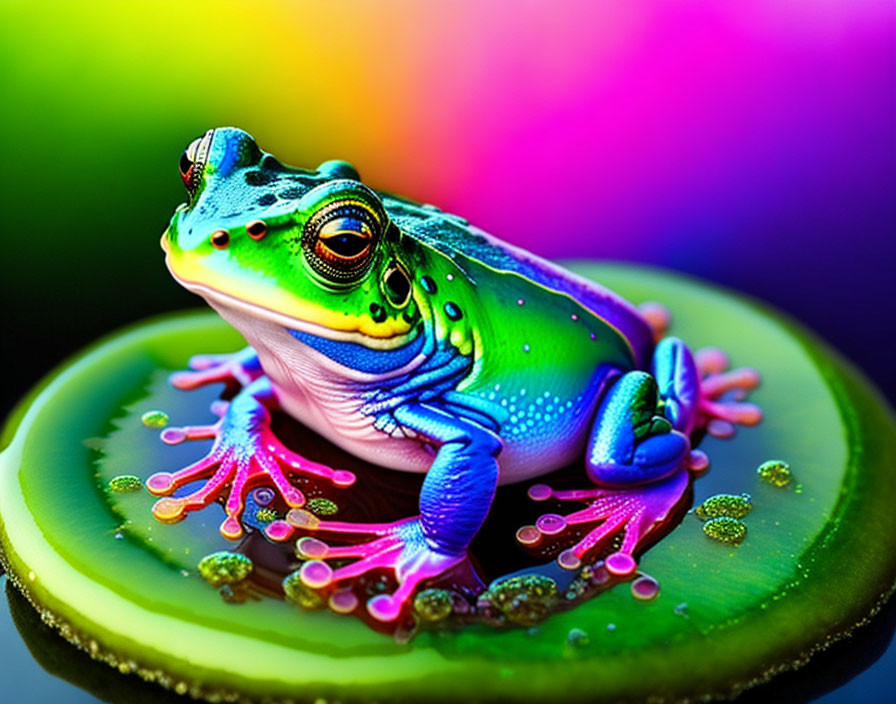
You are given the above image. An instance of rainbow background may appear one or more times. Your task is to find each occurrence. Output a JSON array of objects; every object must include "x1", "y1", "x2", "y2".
[{"x1": 1, "y1": 0, "x2": 894, "y2": 415}]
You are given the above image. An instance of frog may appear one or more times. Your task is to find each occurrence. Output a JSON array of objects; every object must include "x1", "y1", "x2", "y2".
[{"x1": 150, "y1": 127, "x2": 762, "y2": 622}]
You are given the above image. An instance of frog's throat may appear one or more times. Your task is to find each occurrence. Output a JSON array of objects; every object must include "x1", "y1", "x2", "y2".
[{"x1": 180, "y1": 278, "x2": 417, "y2": 350}]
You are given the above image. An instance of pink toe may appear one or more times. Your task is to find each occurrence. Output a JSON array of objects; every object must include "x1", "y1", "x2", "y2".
[
  {"x1": 146, "y1": 473, "x2": 174, "y2": 494},
  {"x1": 558, "y1": 549, "x2": 581, "y2": 570},
  {"x1": 300, "y1": 560, "x2": 334, "y2": 589},
  {"x1": 516, "y1": 525, "x2": 541, "y2": 546},
  {"x1": 536, "y1": 513, "x2": 567, "y2": 535},
  {"x1": 169, "y1": 372, "x2": 193, "y2": 389},
  {"x1": 285, "y1": 508, "x2": 319, "y2": 529},
  {"x1": 367, "y1": 594, "x2": 401, "y2": 622},
  {"x1": 734, "y1": 403, "x2": 763, "y2": 426},
  {"x1": 160, "y1": 428, "x2": 186, "y2": 445},
  {"x1": 296, "y1": 537, "x2": 329, "y2": 559},
  {"x1": 329, "y1": 589, "x2": 358, "y2": 614},
  {"x1": 695, "y1": 347, "x2": 728, "y2": 375},
  {"x1": 188, "y1": 354, "x2": 217, "y2": 370},
  {"x1": 220, "y1": 516, "x2": 243, "y2": 540},
  {"x1": 332, "y1": 470, "x2": 356, "y2": 487},
  {"x1": 707, "y1": 419, "x2": 735, "y2": 438},
  {"x1": 605, "y1": 552, "x2": 637, "y2": 576},
  {"x1": 265, "y1": 520, "x2": 294, "y2": 542},
  {"x1": 528, "y1": 484, "x2": 552, "y2": 501},
  {"x1": 282, "y1": 487, "x2": 306, "y2": 507},
  {"x1": 686, "y1": 450, "x2": 710, "y2": 472}
]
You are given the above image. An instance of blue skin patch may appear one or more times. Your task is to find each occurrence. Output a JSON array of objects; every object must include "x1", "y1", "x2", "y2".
[{"x1": 288, "y1": 325, "x2": 425, "y2": 374}]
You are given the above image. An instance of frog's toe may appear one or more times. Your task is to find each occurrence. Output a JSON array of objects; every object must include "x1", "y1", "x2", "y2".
[
  {"x1": 700, "y1": 367, "x2": 761, "y2": 397},
  {"x1": 266, "y1": 509, "x2": 400, "y2": 542},
  {"x1": 694, "y1": 348, "x2": 763, "y2": 434},
  {"x1": 293, "y1": 520, "x2": 466, "y2": 622},
  {"x1": 159, "y1": 421, "x2": 219, "y2": 445},
  {"x1": 266, "y1": 436, "x2": 356, "y2": 488},
  {"x1": 638, "y1": 302, "x2": 671, "y2": 341},
  {"x1": 150, "y1": 458, "x2": 234, "y2": 524},
  {"x1": 169, "y1": 347, "x2": 262, "y2": 390},
  {"x1": 521, "y1": 470, "x2": 690, "y2": 572},
  {"x1": 694, "y1": 347, "x2": 730, "y2": 376},
  {"x1": 187, "y1": 352, "x2": 232, "y2": 371},
  {"x1": 170, "y1": 366, "x2": 230, "y2": 390},
  {"x1": 147, "y1": 453, "x2": 223, "y2": 495}
]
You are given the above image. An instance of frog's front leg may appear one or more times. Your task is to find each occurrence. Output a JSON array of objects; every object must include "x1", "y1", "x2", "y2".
[
  {"x1": 521, "y1": 337, "x2": 761, "y2": 573},
  {"x1": 266, "y1": 403, "x2": 502, "y2": 622},
  {"x1": 147, "y1": 365, "x2": 356, "y2": 540}
]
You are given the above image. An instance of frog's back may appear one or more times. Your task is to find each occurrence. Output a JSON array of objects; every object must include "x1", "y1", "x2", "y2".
[
  {"x1": 380, "y1": 193, "x2": 655, "y2": 480},
  {"x1": 380, "y1": 192, "x2": 654, "y2": 368}
]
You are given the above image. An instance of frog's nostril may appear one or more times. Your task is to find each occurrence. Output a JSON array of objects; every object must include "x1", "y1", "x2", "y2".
[
  {"x1": 210, "y1": 229, "x2": 230, "y2": 249},
  {"x1": 247, "y1": 220, "x2": 268, "y2": 241}
]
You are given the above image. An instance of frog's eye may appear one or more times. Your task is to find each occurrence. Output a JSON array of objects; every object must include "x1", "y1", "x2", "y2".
[
  {"x1": 302, "y1": 200, "x2": 381, "y2": 284},
  {"x1": 179, "y1": 130, "x2": 214, "y2": 198}
]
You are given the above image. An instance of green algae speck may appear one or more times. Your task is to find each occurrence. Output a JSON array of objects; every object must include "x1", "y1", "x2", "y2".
[
  {"x1": 283, "y1": 570, "x2": 324, "y2": 609},
  {"x1": 254, "y1": 508, "x2": 277, "y2": 523},
  {"x1": 485, "y1": 574, "x2": 558, "y2": 626},
  {"x1": 758, "y1": 459, "x2": 793, "y2": 487},
  {"x1": 703, "y1": 516, "x2": 747, "y2": 545},
  {"x1": 695, "y1": 493, "x2": 752, "y2": 521},
  {"x1": 140, "y1": 410, "x2": 169, "y2": 428},
  {"x1": 197, "y1": 552, "x2": 252, "y2": 586},
  {"x1": 413, "y1": 588, "x2": 454, "y2": 622},
  {"x1": 306, "y1": 497, "x2": 339, "y2": 516},
  {"x1": 108, "y1": 475, "x2": 143, "y2": 493}
]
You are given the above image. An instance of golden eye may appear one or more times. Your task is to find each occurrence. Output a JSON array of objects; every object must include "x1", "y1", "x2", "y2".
[
  {"x1": 302, "y1": 200, "x2": 382, "y2": 284},
  {"x1": 316, "y1": 217, "x2": 373, "y2": 262}
]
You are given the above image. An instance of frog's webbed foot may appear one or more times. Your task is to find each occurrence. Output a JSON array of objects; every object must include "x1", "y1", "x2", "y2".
[
  {"x1": 268, "y1": 402, "x2": 500, "y2": 622},
  {"x1": 169, "y1": 346, "x2": 263, "y2": 391},
  {"x1": 273, "y1": 514, "x2": 466, "y2": 622},
  {"x1": 147, "y1": 377, "x2": 355, "y2": 539},
  {"x1": 694, "y1": 347, "x2": 762, "y2": 438},
  {"x1": 518, "y1": 469, "x2": 690, "y2": 573}
]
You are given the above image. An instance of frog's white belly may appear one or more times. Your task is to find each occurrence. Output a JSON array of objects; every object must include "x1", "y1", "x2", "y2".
[{"x1": 208, "y1": 301, "x2": 589, "y2": 485}]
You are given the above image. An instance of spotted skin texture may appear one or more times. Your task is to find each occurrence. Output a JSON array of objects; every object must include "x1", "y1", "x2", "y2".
[{"x1": 155, "y1": 127, "x2": 763, "y2": 622}]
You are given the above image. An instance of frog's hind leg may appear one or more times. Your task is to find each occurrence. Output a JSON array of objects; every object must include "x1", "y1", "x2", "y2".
[
  {"x1": 652, "y1": 336, "x2": 761, "y2": 440},
  {"x1": 521, "y1": 338, "x2": 705, "y2": 571},
  {"x1": 521, "y1": 336, "x2": 761, "y2": 571},
  {"x1": 266, "y1": 403, "x2": 501, "y2": 622}
]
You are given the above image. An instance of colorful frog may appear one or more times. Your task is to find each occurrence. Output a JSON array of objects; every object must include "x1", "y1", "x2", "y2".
[{"x1": 149, "y1": 127, "x2": 762, "y2": 622}]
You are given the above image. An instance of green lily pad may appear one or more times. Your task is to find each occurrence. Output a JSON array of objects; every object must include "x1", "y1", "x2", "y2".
[{"x1": 1, "y1": 263, "x2": 894, "y2": 702}]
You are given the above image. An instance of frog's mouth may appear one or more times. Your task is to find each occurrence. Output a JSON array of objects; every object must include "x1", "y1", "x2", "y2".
[{"x1": 162, "y1": 237, "x2": 415, "y2": 350}]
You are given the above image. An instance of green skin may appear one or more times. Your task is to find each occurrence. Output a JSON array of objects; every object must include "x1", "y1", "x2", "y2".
[{"x1": 156, "y1": 127, "x2": 760, "y2": 622}]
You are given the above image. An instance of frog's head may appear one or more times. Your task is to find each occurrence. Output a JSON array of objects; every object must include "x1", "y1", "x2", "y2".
[{"x1": 163, "y1": 127, "x2": 417, "y2": 342}]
